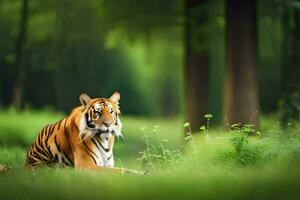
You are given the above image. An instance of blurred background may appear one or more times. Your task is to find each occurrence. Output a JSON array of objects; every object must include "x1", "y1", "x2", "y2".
[
  {"x1": 1, "y1": 1, "x2": 300, "y2": 199},
  {"x1": 0, "y1": 0, "x2": 299, "y2": 130}
]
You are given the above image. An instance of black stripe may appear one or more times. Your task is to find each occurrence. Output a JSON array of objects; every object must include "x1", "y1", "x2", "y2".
[
  {"x1": 40, "y1": 127, "x2": 45, "y2": 135},
  {"x1": 91, "y1": 139, "x2": 100, "y2": 152},
  {"x1": 87, "y1": 103, "x2": 97, "y2": 111},
  {"x1": 41, "y1": 125, "x2": 50, "y2": 146},
  {"x1": 33, "y1": 150, "x2": 43, "y2": 161},
  {"x1": 43, "y1": 125, "x2": 51, "y2": 151},
  {"x1": 85, "y1": 113, "x2": 90, "y2": 123},
  {"x1": 57, "y1": 119, "x2": 63, "y2": 130},
  {"x1": 98, "y1": 141, "x2": 110, "y2": 152},
  {"x1": 93, "y1": 137, "x2": 110, "y2": 152},
  {"x1": 34, "y1": 133, "x2": 50, "y2": 158},
  {"x1": 54, "y1": 154, "x2": 59, "y2": 162},
  {"x1": 49, "y1": 124, "x2": 55, "y2": 136},
  {"x1": 63, "y1": 152, "x2": 73, "y2": 166},
  {"x1": 83, "y1": 141, "x2": 98, "y2": 159},
  {"x1": 63, "y1": 117, "x2": 74, "y2": 166},
  {"x1": 63, "y1": 117, "x2": 69, "y2": 136},
  {"x1": 35, "y1": 143, "x2": 49, "y2": 158},
  {"x1": 83, "y1": 148, "x2": 97, "y2": 165},
  {"x1": 54, "y1": 135, "x2": 61, "y2": 152},
  {"x1": 45, "y1": 125, "x2": 50, "y2": 135},
  {"x1": 37, "y1": 127, "x2": 45, "y2": 144},
  {"x1": 74, "y1": 122, "x2": 79, "y2": 132},
  {"x1": 61, "y1": 157, "x2": 68, "y2": 166},
  {"x1": 42, "y1": 144, "x2": 52, "y2": 159},
  {"x1": 85, "y1": 113, "x2": 95, "y2": 128},
  {"x1": 45, "y1": 124, "x2": 54, "y2": 144},
  {"x1": 36, "y1": 150, "x2": 49, "y2": 161},
  {"x1": 47, "y1": 144, "x2": 54, "y2": 158}
]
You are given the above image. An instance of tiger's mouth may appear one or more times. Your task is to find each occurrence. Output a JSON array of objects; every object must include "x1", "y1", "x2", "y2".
[
  {"x1": 94, "y1": 128, "x2": 120, "y2": 139},
  {"x1": 94, "y1": 127, "x2": 114, "y2": 136},
  {"x1": 95, "y1": 129, "x2": 110, "y2": 135}
]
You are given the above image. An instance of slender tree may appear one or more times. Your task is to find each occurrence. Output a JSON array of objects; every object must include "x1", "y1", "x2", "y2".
[
  {"x1": 224, "y1": 0, "x2": 260, "y2": 130},
  {"x1": 184, "y1": 0, "x2": 209, "y2": 132},
  {"x1": 281, "y1": 1, "x2": 300, "y2": 123},
  {"x1": 12, "y1": 0, "x2": 29, "y2": 111}
]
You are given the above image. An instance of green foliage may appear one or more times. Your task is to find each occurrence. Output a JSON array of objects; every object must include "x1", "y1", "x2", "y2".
[
  {"x1": 203, "y1": 113, "x2": 213, "y2": 132},
  {"x1": 230, "y1": 129, "x2": 248, "y2": 154},
  {"x1": 280, "y1": 83, "x2": 300, "y2": 124},
  {"x1": 231, "y1": 136, "x2": 261, "y2": 166},
  {"x1": 204, "y1": 113, "x2": 213, "y2": 120},
  {"x1": 137, "y1": 120, "x2": 300, "y2": 171},
  {"x1": 227, "y1": 124, "x2": 261, "y2": 166},
  {"x1": 138, "y1": 126, "x2": 185, "y2": 172}
]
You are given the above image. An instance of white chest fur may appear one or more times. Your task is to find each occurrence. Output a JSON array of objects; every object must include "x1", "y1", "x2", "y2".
[{"x1": 91, "y1": 135, "x2": 114, "y2": 167}]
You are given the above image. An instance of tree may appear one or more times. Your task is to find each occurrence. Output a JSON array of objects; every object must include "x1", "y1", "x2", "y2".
[
  {"x1": 280, "y1": 0, "x2": 300, "y2": 123},
  {"x1": 224, "y1": 0, "x2": 260, "y2": 130},
  {"x1": 184, "y1": 0, "x2": 210, "y2": 132},
  {"x1": 12, "y1": 0, "x2": 29, "y2": 111}
]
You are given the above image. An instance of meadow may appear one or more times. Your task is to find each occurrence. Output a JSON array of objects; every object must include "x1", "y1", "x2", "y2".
[{"x1": 1, "y1": 109, "x2": 300, "y2": 200}]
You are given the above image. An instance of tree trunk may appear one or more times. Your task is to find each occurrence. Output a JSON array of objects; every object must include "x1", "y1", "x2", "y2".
[
  {"x1": 281, "y1": 3, "x2": 300, "y2": 123},
  {"x1": 224, "y1": 0, "x2": 260, "y2": 130},
  {"x1": 12, "y1": 0, "x2": 29, "y2": 111},
  {"x1": 184, "y1": 0, "x2": 209, "y2": 132}
]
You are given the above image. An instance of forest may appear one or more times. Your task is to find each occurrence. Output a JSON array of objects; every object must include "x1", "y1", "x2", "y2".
[{"x1": 0, "y1": 0, "x2": 300, "y2": 199}]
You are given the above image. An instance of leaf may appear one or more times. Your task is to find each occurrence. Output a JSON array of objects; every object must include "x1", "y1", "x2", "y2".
[
  {"x1": 161, "y1": 139, "x2": 169, "y2": 143},
  {"x1": 231, "y1": 123, "x2": 240, "y2": 127},
  {"x1": 256, "y1": 131, "x2": 261, "y2": 136},
  {"x1": 140, "y1": 126, "x2": 147, "y2": 131},
  {"x1": 204, "y1": 114, "x2": 213, "y2": 119},
  {"x1": 183, "y1": 122, "x2": 190, "y2": 128},
  {"x1": 199, "y1": 125, "x2": 206, "y2": 131},
  {"x1": 184, "y1": 135, "x2": 192, "y2": 140}
]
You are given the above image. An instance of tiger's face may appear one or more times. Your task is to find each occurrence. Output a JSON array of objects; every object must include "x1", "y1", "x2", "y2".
[{"x1": 79, "y1": 92, "x2": 123, "y2": 141}]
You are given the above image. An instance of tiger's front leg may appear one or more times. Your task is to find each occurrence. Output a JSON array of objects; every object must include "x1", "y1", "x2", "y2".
[
  {"x1": 76, "y1": 163, "x2": 145, "y2": 175},
  {"x1": 73, "y1": 149, "x2": 145, "y2": 175},
  {"x1": 81, "y1": 165, "x2": 145, "y2": 175}
]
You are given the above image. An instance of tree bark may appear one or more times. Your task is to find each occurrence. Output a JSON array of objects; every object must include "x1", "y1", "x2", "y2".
[
  {"x1": 184, "y1": 0, "x2": 209, "y2": 132},
  {"x1": 224, "y1": 0, "x2": 260, "y2": 130},
  {"x1": 12, "y1": 0, "x2": 29, "y2": 111}
]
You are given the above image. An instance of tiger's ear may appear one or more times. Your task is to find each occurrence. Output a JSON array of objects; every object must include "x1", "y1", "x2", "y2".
[
  {"x1": 109, "y1": 92, "x2": 120, "y2": 102},
  {"x1": 79, "y1": 93, "x2": 91, "y2": 106}
]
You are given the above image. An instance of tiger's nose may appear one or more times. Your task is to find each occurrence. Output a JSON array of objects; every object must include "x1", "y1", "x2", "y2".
[{"x1": 103, "y1": 122, "x2": 111, "y2": 127}]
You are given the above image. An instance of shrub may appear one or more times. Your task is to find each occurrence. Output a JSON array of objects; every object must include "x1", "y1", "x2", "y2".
[{"x1": 229, "y1": 124, "x2": 262, "y2": 166}]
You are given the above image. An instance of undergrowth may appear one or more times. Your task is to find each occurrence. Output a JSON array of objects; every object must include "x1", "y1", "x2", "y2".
[{"x1": 138, "y1": 116, "x2": 300, "y2": 173}]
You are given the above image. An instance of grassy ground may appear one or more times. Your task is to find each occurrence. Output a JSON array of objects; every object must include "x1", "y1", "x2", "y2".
[{"x1": 1, "y1": 109, "x2": 300, "y2": 200}]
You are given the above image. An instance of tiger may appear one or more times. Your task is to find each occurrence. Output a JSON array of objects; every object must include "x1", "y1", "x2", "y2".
[{"x1": 25, "y1": 92, "x2": 144, "y2": 175}]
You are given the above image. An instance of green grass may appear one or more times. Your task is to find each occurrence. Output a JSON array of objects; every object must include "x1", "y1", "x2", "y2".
[{"x1": 1, "y1": 109, "x2": 300, "y2": 200}]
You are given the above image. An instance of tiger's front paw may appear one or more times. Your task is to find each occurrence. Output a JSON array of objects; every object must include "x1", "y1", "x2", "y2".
[{"x1": 126, "y1": 169, "x2": 148, "y2": 175}]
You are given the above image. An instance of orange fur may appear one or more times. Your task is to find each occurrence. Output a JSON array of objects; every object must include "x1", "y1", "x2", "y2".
[{"x1": 25, "y1": 92, "x2": 143, "y2": 175}]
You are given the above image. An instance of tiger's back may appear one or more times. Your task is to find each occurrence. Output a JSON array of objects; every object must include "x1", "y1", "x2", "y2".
[{"x1": 25, "y1": 117, "x2": 74, "y2": 167}]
